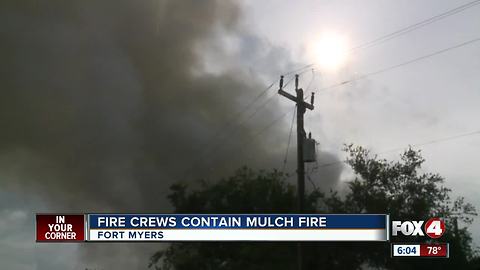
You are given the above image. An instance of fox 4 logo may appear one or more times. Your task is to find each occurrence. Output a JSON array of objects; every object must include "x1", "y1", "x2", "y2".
[{"x1": 392, "y1": 218, "x2": 445, "y2": 239}]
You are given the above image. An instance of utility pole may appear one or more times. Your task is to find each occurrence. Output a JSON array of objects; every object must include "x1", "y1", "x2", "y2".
[{"x1": 278, "y1": 74, "x2": 314, "y2": 270}]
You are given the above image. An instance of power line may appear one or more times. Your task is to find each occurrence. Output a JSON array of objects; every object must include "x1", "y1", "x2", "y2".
[
  {"x1": 238, "y1": 91, "x2": 279, "y2": 128},
  {"x1": 202, "y1": 89, "x2": 280, "y2": 157},
  {"x1": 206, "y1": 70, "x2": 313, "y2": 160},
  {"x1": 311, "y1": 129, "x2": 480, "y2": 169},
  {"x1": 191, "y1": 72, "x2": 310, "y2": 170},
  {"x1": 184, "y1": 73, "x2": 305, "y2": 178},
  {"x1": 282, "y1": 64, "x2": 315, "y2": 76},
  {"x1": 303, "y1": 69, "x2": 317, "y2": 102},
  {"x1": 224, "y1": 109, "x2": 294, "y2": 163},
  {"x1": 182, "y1": 81, "x2": 276, "y2": 179},
  {"x1": 199, "y1": 34, "x2": 480, "y2": 174},
  {"x1": 209, "y1": 109, "x2": 295, "y2": 170},
  {"x1": 351, "y1": 0, "x2": 480, "y2": 51},
  {"x1": 316, "y1": 37, "x2": 480, "y2": 93},
  {"x1": 282, "y1": 105, "x2": 297, "y2": 172},
  {"x1": 284, "y1": 68, "x2": 313, "y2": 88},
  {"x1": 197, "y1": 73, "x2": 301, "y2": 160},
  {"x1": 193, "y1": 35, "x2": 480, "y2": 178},
  {"x1": 376, "y1": 130, "x2": 480, "y2": 155},
  {"x1": 185, "y1": 92, "x2": 297, "y2": 179},
  {"x1": 197, "y1": 81, "x2": 275, "y2": 150},
  {"x1": 232, "y1": 70, "x2": 311, "y2": 135},
  {"x1": 305, "y1": 69, "x2": 316, "y2": 92},
  {"x1": 286, "y1": 0, "x2": 480, "y2": 81},
  {"x1": 247, "y1": 0, "x2": 480, "y2": 126},
  {"x1": 306, "y1": 168, "x2": 319, "y2": 191},
  {"x1": 184, "y1": 1, "x2": 480, "y2": 177},
  {"x1": 252, "y1": 110, "x2": 294, "y2": 139},
  {"x1": 189, "y1": 35, "x2": 479, "y2": 179},
  {"x1": 191, "y1": 0, "x2": 480, "y2": 164}
]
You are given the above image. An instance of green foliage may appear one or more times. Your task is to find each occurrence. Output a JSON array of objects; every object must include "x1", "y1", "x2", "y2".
[
  {"x1": 167, "y1": 168, "x2": 319, "y2": 214},
  {"x1": 337, "y1": 145, "x2": 477, "y2": 224},
  {"x1": 329, "y1": 145, "x2": 478, "y2": 269},
  {"x1": 150, "y1": 146, "x2": 478, "y2": 270},
  {"x1": 150, "y1": 168, "x2": 322, "y2": 270}
]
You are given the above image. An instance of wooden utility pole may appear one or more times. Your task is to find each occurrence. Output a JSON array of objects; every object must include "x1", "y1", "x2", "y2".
[{"x1": 278, "y1": 74, "x2": 314, "y2": 270}]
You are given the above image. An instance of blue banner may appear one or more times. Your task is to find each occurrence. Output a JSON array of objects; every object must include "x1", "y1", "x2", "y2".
[{"x1": 88, "y1": 214, "x2": 387, "y2": 229}]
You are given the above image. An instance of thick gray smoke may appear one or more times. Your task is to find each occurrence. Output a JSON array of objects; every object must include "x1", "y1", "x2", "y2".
[
  {"x1": 1, "y1": 0, "x2": 271, "y2": 210},
  {"x1": 0, "y1": 1, "x2": 342, "y2": 268}
]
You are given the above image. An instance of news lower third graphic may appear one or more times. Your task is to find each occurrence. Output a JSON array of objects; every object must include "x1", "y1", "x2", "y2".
[
  {"x1": 36, "y1": 214, "x2": 389, "y2": 242},
  {"x1": 35, "y1": 213, "x2": 450, "y2": 258}
]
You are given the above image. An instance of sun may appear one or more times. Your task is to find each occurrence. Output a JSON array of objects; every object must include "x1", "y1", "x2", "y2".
[{"x1": 310, "y1": 32, "x2": 349, "y2": 71}]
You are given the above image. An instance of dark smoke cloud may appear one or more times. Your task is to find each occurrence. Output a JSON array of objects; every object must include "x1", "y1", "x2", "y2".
[
  {"x1": 0, "y1": 0, "x2": 342, "y2": 268},
  {"x1": 1, "y1": 0, "x2": 264, "y2": 210}
]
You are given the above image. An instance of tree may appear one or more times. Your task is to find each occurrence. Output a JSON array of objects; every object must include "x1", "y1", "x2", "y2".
[
  {"x1": 150, "y1": 169, "x2": 321, "y2": 270},
  {"x1": 324, "y1": 145, "x2": 478, "y2": 269},
  {"x1": 149, "y1": 145, "x2": 478, "y2": 270}
]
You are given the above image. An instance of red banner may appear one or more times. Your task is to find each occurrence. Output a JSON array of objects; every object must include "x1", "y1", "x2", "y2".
[
  {"x1": 420, "y1": 243, "x2": 448, "y2": 257},
  {"x1": 36, "y1": 214, "x2": 85, "y2": 242}
]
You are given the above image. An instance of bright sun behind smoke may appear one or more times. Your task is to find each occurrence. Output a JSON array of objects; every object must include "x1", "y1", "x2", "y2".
[{"x1": 311, "y1": 32, "x2": 349, "y2": 71}]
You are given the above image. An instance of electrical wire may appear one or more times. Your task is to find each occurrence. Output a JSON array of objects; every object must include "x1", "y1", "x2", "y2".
[
  {"x1": 182, "y1": 82, "x2": 276, "y2": 179},
  {"x1": 197, "y1": 72, "x2": 301, "y2": 162},
  {"x1": 316, "y1": 37, "x2": 480, "y2": 94},
  {"x1": 295, "y1": 0, "x2": 480, "y2": 71},
  {"x1": 206, "y1": 34, "x2": 480, "y2": 173},
  {"x1": 305, "y1": 69, "x2": 316, "y2": 92},
  {"x1": 183, "y1": 1, "x2": 480, "y2": 178},
  {"x1": 252, "y1": 110, "x2": 294, "y2": 139},
  {"x1": 193, "y1": 71, "x2": 308, "y2": 168},
  {"x1": 238, "y1": 91, "x2": 279, "y2": 128},
  {"x1": 211, "y1": 109, "x2": 296, "y2": 169},
  {"x1": 190, "y1": 0, "x2": 480, "y2": 165},
  {"x1": 193, "y1": 37, "x2": 480, "y2": 178},
  {"x1": 185, "y1": 95, "x2": 296, "y2": 179},
  {"x1": 282, "y1": 64, "x2": 316, "y2": 76},
  {"x1": 197, "y1": 81, "x2": 275, "y2": 151},
  {"x1": 351, "y1": 0, "x2": 480, "y2": 51},
  {"x1": 306, "y1": 168, "x2": 319, "y2": 191},
  {"x1": 303, "y1": 69, "x2": 317, "y2": 102},
  {"x1": 302, "y1": 129, "x2": 480, "y2": 191},
  {"x1": 311, "y1": 129, "x2": 480, "y2": 169},
  {"x1": 282, "y1": 105, "x2": 297, "y2": 172}
]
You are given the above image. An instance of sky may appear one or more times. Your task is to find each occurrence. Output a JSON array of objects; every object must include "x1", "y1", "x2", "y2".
[
  {"x1": 244, "y1": 0, "x2": 480, "y2": 245},
  {"x1": 0, "y1": 0, "x2": 479, "y2": 269}
]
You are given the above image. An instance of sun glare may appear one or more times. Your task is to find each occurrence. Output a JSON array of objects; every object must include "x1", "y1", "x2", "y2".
[{"x1": 311, "y1": 32, "x2": 349, "y2": 71}]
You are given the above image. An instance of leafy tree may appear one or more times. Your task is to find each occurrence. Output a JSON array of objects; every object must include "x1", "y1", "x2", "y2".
[
  {"x1": 150, "y1": 145, "x2": 478, "y2": 270},
  {"x1": 150, "y1": 169, "x2": 321, "y2": 270},
  {"x1": 324, "y1": 145, "x2": 478, "y2": 269}
]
